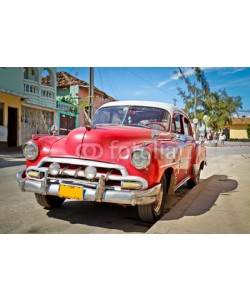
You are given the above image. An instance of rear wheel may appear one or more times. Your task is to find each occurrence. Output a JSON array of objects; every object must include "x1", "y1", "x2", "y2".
[
  {"x1": 35, "y1": 193, "x2": 65, "y2": 208},
  {"x1": 138, "y1": 174, "x2": 167, "y2": 223}
]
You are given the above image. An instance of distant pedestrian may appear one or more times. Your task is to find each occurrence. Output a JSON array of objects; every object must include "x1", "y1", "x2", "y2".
[
  {"x1": 213, "y1": 133, "x2": 218, "y2": 147},
  {"x1": 221, "y1": 133, "x2": 226, "y2": 147},
  {"x1": 208, "y1": 130, "x2": 212, "y2": 141}
]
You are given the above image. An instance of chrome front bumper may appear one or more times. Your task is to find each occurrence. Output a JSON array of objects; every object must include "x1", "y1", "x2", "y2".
[{"x1": 16, "y1": 170, "x2": 161, "y2": 206}]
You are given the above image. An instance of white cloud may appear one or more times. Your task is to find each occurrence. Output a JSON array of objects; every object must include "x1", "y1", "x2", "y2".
[
  {"x1": 211, "y1": 76, "x2": 250, "y2": 90},
  {"x1": 157, "y1": 79, "x2": 172, "y2": 88},
  {"x1": 156, "y1": 67, "x2": 226, "y2": 88},
  {"x1": 221, "y1": 67, "x2": 246, "y2": 75},
  {"x1": 157, "y1": 67, "x2": 195, "y2": 88}
]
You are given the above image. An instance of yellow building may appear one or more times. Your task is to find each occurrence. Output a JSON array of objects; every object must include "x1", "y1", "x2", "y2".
[
  {"x1": 229, "y1": 118, "x2": 250, "y2": 139},
  {"x1": 0, "y1": 91, "x2": 26, "y2": 148}
]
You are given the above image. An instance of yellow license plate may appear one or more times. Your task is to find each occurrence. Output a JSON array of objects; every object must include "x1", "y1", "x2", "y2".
[{"x1": 59, "y1": 185, "x2": 83, "y2": 200}]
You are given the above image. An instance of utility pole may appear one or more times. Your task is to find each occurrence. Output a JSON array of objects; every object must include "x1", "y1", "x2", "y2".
[{"x1": 89, "y1": 67, "x2": 94, "y2": 118}]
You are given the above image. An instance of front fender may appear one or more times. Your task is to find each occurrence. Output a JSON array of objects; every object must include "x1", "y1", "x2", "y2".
[
  {"x1": 25, "y1": 135, "x2": 65, "y2": 168},
  {"x1": 115, "y1": 143, "x2": 171, "y2": 189}
]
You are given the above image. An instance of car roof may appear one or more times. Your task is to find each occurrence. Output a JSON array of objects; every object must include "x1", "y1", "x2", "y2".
[{"x1": 100, "y1": 100, "x2": 185, "y2": 115}]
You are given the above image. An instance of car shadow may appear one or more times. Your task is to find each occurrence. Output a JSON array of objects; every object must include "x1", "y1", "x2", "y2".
[
  {"x1": 46, "y1": 201, "x2": 152, "y2": 233},
  {"x1": 163, "y1": 174, "x2": 238, "y2": 221}
]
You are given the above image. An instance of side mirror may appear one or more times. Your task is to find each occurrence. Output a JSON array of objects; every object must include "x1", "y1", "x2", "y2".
[
  {"x1": 51, "y1": 124, "x2": 59, "y2": 135},
  {"x1": 151, "y1": 130, "x2": 160, "y2": 140}
]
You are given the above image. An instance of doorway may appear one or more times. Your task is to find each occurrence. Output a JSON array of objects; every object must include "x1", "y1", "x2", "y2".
[
  {"x1": 8, "y1": 107, "x2": 18, "y2": 147},
  {"x1": 59, "y1": 114, "x2": 76, "y2": 135}
]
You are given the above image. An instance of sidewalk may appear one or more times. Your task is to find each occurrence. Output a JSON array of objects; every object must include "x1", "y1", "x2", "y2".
[
  {"x1": 148, "y1": 149, "x2": 250, "y2": 233},
  {"x1": 0, "y1": 151, "x2": 24, "y2": 159},
  {"x1": 204, "y1": 140, "x2": 250, "y2": 147},
  {"x1": 0, "y1": 145, "x2": 24, "y2": 159}
]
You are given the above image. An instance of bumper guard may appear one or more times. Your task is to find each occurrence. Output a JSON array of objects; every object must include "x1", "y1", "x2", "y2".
[{"x1": 16, "y1": 170, "x2": 161, "y2": 206}]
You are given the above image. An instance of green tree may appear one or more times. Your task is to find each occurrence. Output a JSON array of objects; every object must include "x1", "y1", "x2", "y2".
[
  {"x1": 175, "y1": 68, "x2": 210, "y2": 120},
  {"x1": 175, "y1": 67, "x2": 210, "y2": 138},
  {"x1": 175, "y1": 68, "x2": 242, "y2": 132},
  {"x1": 78, "y1": 95, "x2": 92, "y2": 111},
  {"x1": 204, "y1": 90, "x2": 242, "y2": 131},
  {"x1": 59, "y1": 94, "x2": 78, "y2": 114},
  {"x1": 78, "y1": 96, "x2": 93, "y2": 125}
]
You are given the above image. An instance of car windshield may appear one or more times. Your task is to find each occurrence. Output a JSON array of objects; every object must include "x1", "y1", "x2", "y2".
[{"x1": 92, "y1": 105, "x2": 171, "y2": 131}]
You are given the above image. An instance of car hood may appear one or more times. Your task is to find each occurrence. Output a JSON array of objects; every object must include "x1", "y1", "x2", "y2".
[{"x1": 48, "y1": 126, "x2": 171, "y2": 163}]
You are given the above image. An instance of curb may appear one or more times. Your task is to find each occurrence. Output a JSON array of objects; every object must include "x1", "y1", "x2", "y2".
[{"x1": 0, "y1": 154, "x2": 24, "y2": 159}]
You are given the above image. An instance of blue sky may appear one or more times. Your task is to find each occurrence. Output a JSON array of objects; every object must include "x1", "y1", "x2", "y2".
[{"x1": 57, "y1": 67, "x2": 250, "y2": 110}]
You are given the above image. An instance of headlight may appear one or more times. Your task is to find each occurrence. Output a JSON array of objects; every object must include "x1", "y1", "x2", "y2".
[
  {"x1": 131, "y1": 149, "x2": 151, "y2": 169},
  {"x1": 85, "y1": 166, "x2": 97, "y2": 180},
  {"x1": 23, "y1": 141, "x2": 39, "y2": 161},
  {"x1": 48, "y1": 162, "x2": 61, "y2": 176}
]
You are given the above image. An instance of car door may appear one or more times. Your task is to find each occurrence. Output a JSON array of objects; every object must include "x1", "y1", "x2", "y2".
[
  {"x1": 172, "y1": 113, "x2": 194, "y2": 183},
  {"x1": 182, "y1": 116, "x2": 196, "y2": 178}
]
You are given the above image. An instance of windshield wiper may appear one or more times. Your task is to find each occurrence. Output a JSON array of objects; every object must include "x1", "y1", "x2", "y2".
[
  {"x1": 95, "y1": 124, "x2": 120, "y2": 127},
  {"x1": 123, "y1": 124, "x2": 151, "y2": 129}
]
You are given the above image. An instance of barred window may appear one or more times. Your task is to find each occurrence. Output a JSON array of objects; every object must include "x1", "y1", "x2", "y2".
[{"x1": 0, "y1": 103, "x2": 4, "y2": 126}]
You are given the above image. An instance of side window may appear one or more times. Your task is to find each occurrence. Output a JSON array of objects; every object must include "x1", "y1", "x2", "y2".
[
  {"x1": 0, "y1": 103, "x2": 4, "y2": 126},
  {"x1": 184, "y1": 117, "x2": 192, "y2": 136},
  {"x1": 172, "y1": 114, "x2": 184, "y2": 134}
]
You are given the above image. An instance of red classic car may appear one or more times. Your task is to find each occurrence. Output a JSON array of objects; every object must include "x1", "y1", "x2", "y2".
[{"x1": 17, "y1": 101, "x2": 206, "y2": 223}]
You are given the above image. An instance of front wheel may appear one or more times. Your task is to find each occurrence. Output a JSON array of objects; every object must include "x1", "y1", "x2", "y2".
[
  {"x1": 35, "y1": 193, "x2": 65, "y2": 208},
  {"x1": 138, "y1": 174, "x2": 167, "y2": 223}
]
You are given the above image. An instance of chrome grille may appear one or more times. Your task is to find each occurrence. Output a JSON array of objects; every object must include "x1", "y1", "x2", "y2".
[{"x1": 26, "y1": 157, "x2": 148, "y2": 190}]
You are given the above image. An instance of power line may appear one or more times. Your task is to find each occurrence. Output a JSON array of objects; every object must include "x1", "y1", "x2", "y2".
[
  {"x1": 122, "y1": 67, "x2": 177, "y2": 100},
  {"x1": 102, "y1": 68, "x2": 119, "y2": 99},
  {"x1": 100, "y1": 68, "x2": 111, "y2": 95},
  {"x1": 97, "y1": 67, "x2": 104, "y2": 92},
  {"x1": 106, "y1": 68, "x2": 121, "y2": 99},
  {"x1": 67, "y1": 67, "x2": 75, "y2": 75}
]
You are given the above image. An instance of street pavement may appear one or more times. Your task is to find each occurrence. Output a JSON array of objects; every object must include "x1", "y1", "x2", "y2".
[{"x1": 148, "y1": 143, "x2": 250, "y2": 233}]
